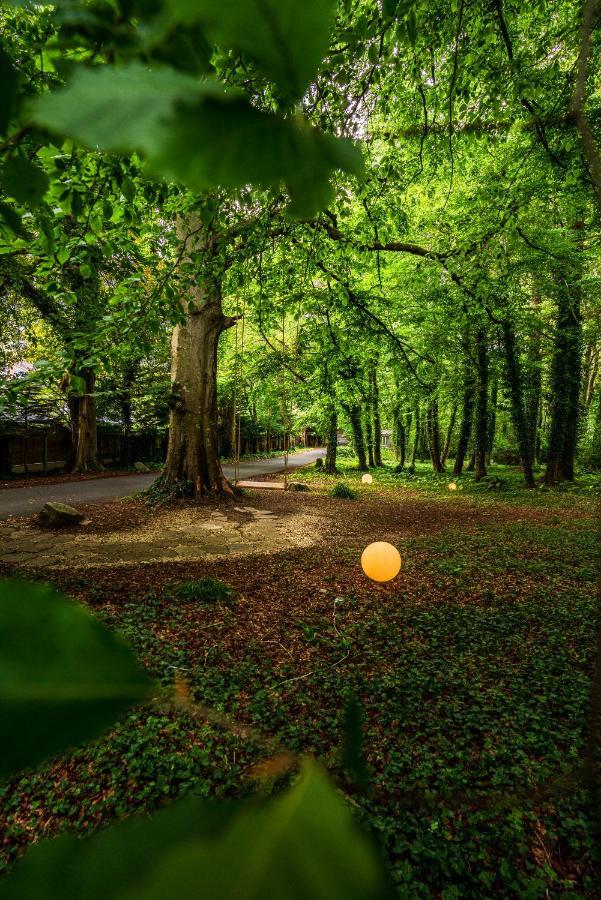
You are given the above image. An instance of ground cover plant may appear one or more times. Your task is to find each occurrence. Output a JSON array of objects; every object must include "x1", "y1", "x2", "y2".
[{"x1": 1, "y1": 464, "x2": 599, "y2": 896}]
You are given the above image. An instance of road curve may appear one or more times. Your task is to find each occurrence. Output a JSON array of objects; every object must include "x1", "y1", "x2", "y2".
[{"x1": 0, "y1": 448, "x2": 326, "y2": 520}]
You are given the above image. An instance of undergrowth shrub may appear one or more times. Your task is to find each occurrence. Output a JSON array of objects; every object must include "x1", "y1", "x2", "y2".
[
  {"x1": 330, "y1": 482, "x2": 357, "y2": 500},
  {"x1": 173, "y1": 577, "x2": 234, "y2": 604}
]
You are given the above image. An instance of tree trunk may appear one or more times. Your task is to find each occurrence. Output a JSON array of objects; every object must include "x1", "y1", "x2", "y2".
[
  {"x1": 501, "y1": 319, "x2": 536, "y2": 488},
  {"x1": 545, "y1": 282, "x2": 583, "y2": 483},
  {"x1": 474, "y1": 327, "x2": 489, "y2": 481},
  {"x1": 371, "y1": 367, "x2": 383, "y2": 467},
  {"x1": 344, "y1": 403, "x2": 368, "y2": 471},
  {"x1": 394, "y1": 408, "x2": 406, "y2": 469},
  {"x1": 407, "y1": 403, "x2": 420, "y2": 474},
  {"x1": 324, "y1": 406, "x2": 338, "y2": 474},
  {"x1": 364, "y1": 406, "x2": 375, "y2": 468},
  {"x1": 69, "y1": 369, "x2": 101, "y2": 474},
  {"x1": 440, "y1": 401, "x2": 457, "y2": 468},
  {"x1": 163, "y1": 299, "x2": 236, "y2": 496},
  {"x1": 426, "y1": 398, "x2": 444, "y2": 472},
  {"x1": 454, "y1": 360, "x2": 475, "y2": 476}
]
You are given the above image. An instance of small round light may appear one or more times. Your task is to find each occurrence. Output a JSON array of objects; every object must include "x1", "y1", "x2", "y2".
[
  {"x1": 448, "y1": 482, "x2": 457, "y2": 491},
  {"x1": 361, "y1": 541, "x2": 402, "y2": 582},
  {"x1": 361, "y1": 473, "x2": 373, "y2": 484}
]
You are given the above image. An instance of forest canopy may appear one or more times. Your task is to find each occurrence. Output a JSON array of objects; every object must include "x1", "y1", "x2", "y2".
[{"x1": 1, "y1": 0, "x2": 600, "y2": 492}]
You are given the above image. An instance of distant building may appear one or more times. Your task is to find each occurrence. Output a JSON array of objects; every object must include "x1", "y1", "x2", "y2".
[{"x1": 381, "y1": 429, "x2": 393, "y2": 448}]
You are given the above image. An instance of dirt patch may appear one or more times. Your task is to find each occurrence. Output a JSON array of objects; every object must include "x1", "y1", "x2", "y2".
[{"x1": 0, "y1": 500, "x2": 321, "y2": 570}]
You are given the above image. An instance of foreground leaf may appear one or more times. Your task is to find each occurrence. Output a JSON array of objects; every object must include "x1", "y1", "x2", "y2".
[
  {"x1": 2, "y1": 762, "x2": 394, "y2": 899},
  {"x1": 165, "y1": 0, "x2": 336, "y2": 101},
  {"x1": 29, "y1": 64, "x2": 362, "y2": 217},
  {"x1": 0, "y1": 580, "x2": 153, "y2": 779}
]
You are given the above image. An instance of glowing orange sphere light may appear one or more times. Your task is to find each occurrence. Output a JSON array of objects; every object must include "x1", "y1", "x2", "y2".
[
  {"x1": 448, "y1": 482, "x2": 457, "y2": 491},
  {"x1": 361, "y1": 473, "x2": 373, "y2": 485},
  {"x1": 361, "y1": 541, "x2": 402, "y2": 582}
]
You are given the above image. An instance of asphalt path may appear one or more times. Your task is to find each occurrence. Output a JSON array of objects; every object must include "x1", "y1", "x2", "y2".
[{"x1": 0, "y1": 448, "x2": 326, "y2": 520}]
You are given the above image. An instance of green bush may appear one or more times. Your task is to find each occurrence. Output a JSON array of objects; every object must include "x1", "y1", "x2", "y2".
[
  {"x1": 330, "y1": 482, "x2": 357, "y2": 500},
  {"x1": 173, "y1": 578, "x2": 234, "y2": 604}
]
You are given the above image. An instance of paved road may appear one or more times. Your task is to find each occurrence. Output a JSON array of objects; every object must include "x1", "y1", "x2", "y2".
[{"x1": 0, "y1": 448, "x2": 326, "y2": 520}]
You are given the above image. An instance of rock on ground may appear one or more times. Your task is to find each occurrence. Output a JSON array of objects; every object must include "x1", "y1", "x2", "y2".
[{"x1": 37, "y1": 501, "x2": 85, "y2": 527}]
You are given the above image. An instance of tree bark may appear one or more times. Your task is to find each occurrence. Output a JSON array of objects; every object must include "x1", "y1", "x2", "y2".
[
  {"x1": 344, "y1": 402, "x2": 368, "y2": 471},
  {"x1": 426, "y1": 398, "x2": 444, "y2": 472},
  {"x1": 68, "y1": 369, "x2": 101, "y2": 474},
  {"x1": 371, "y1": 367, "x2": 383, "y2": 466},
  {"x1": 545, "y1": 280, "x2": 583, "y2": 483},
  {"x1": 394, "y1": 408, "x2": 407, "y2": 469},
  {"x1": 407, "y1": 403, "x2": 420, "y2": 474},
  {"x1": 163, "y1": 293, "x2": 236, "y2": 496},
  {"x1": 474, "y1": 327, "x2": 489, "y2": 481},
  {"x1": 440, "y1": 401, "x2": 457, "y2": 468},
  {"x1": 324, "y1": 406, "x2": 338, "y2": 474},
  {"x1": 364, "y1": 405, "x2": 375, "y2": 468},
  {"x1": 501, "y1": 319, "x2": 536, "y2": 487},
  {"x1": 454, "y1": 357, "x2": 475, "y2": 476},
  {"x1": 162, "y1": 222, "x2": 236, "y2": 497}
]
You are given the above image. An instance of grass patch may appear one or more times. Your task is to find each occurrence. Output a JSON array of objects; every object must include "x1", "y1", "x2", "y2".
[
  {"x1": 330, "y1": 482, "x2": 357, "y2": 500},
  {"x1": 173, "y1": 578, "x2": 234, "y2": 604}
]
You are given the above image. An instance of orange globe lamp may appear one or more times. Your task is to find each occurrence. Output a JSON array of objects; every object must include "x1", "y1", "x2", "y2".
[
  {"x1": 448, "y1": 481, "x2": 457, "y2": 491},
  {"x1": 361, "y1": 473, "x2": 373, "y2": 484},
  {"x1": 361, "y1": 541, "x2": 402, "y2": 582}
]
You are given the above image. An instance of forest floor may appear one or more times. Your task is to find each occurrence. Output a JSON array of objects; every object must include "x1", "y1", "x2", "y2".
[{"x1": 0, "y1": 457, "x2": 599, "y2": 897}]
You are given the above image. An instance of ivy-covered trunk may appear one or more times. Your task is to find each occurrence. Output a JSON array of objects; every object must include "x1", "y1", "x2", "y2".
[
  {"x1": 371, "y1": 366, "x2": 383, "y2": 467},
  {"x1": 68, "y1": 369, "x2": 101, "y2": 474},
  {"x1": 364, "y1": 406, "x2": 375, "y2": 468},
  {"x1": 407, "y1": 403, "x2": 420, "y2": 474},
  {"x1": 163, "y1": 284, "x2": 236, "y2": 497},
  {"x1": 344, "y1": 403, "x2": 368, "y2": 471},
  {"x1": 393, "y1": 408, "x2": 407, "y2": 468},
  {"x1": 426, "y1": 398, "x2": 444, "y2": 472},
  {"x1": 454, "y1": 357, "x2": 475, "y2": 476},
  {"x1": 473, "y1": 327, "x2": 489, "y2": 481},
  {"x1": 324, "y1": 406, "x2": 338, "y2": 474},
  {"x1": 501, "y1": 319, "x2": 536, "y2": 488},
  {"x1": 545, "y1": 281, "x2": 583, "y2": 484},
  {"x1": 440, "y1": 401, "x2": 457, "y2": 468}
]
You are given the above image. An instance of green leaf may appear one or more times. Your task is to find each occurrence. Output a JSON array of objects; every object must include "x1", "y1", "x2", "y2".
[
  {"x1": 165, "y1": 0, "x2": 336, "y2": 100},
  {"x1": 0, "y1": 580, "x2": 153, "y2": 780},
  {"x1": 28, "y1": 64, "x2": 229, "y2": 159},
  {"x1": 0, "y1": 156, "x2": 49, "y2": 208},
  {"x1": 3, "y1": 762, "x2": 393, "y2": 899},
  {"x1": 0, "y1": 201, "x2": 28, "y2": 238},
  {"x1": 29, "y1": 65, "x2": 363, "y2": 217}
]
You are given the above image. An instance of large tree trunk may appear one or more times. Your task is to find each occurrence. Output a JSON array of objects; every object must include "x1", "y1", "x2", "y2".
[
  {"x1": 501, "y1": 319, "x2": 536, "y2": 488},
  {"x1": 68, "y1": 369, "x2": 101, "y2": 474},
  {"x1": 163, "y1": 288, "x2": 236, "y2": 497},
  {"x1": 474, "y1": 327, "x2": 489, "y2": 481},
  {"x1": 545, "y1": 281, "x2": 583, "y2": 483},
  {"x1": 324, "y1": 406, "x2": 338, "y2": 474},
  {"x1": 344, "y1": 402, "x2": 368, "y2": 471}
]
